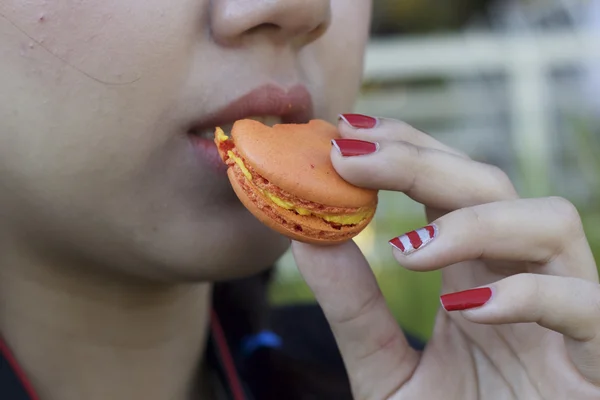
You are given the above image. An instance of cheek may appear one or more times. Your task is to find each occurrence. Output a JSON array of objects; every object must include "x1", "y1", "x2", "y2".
[
  {"x1": 307, "y1": 0, "x2": 371, "y2": 119},
  {"x1": 0, "y1": 0, "x2": 200, "y2": 182},
  {"x1": 0, "y1": 0, "x2": 199, "y2": 84}
]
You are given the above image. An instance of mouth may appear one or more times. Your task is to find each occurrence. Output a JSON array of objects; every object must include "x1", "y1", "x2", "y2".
[
  {"x1": 187, "y1": 84, "x2": 313, "y2": 172},
  {"x1": 187, "y1": 84, "x2": 313, "y2": 141},
  {"x1": 188, "y1": 115, "x2": 283, "y2": 140}
]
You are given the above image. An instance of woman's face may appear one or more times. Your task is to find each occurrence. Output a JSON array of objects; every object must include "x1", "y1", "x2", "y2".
[{"x1": 0, "y1": 0, "x2": 372, "y2": 281}]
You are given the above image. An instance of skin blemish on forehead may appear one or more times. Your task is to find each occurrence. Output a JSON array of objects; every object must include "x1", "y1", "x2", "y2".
[{"x1": 0, "y1": 10, "x2": 140, "y2": 86}]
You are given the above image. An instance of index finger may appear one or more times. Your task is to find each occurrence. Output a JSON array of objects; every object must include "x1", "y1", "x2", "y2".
[
  {"x1": 330, "y1": 139, "x2": 518, "y2": 211},
  {"x1": 338, "y1": 115, "x2": 468, "y2": 158},
  {"x1": 292, "y1": 240, "x2": 420, "y2": 400}
]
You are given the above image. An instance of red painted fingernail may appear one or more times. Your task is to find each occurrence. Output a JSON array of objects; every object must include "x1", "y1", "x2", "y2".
[
  {"x1": 440, "y1": 287, "x2": 492, "y2": 311},
  {"x1": 339, "y1": 113, "x2": 378, "y2": 129},
  {"x1": 331, "y1": 139, "x2": 379, "y2": 157},
  {"x1": 388, "y1": 224, "x2": 437, "y2": 255}
]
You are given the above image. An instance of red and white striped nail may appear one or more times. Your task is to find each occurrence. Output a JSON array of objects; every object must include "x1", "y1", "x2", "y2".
[{"x1": 388, "y1": 224, "x2": 438, "y2": 255}]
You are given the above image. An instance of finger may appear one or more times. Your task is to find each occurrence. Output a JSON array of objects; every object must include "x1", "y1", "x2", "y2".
[
  {"x1": 387, "y1": 197, "x2": 598, "y2": 282},
  {"x1": 440, "y1": 273, "x2": 600, "y2": 385},
  {"x1": 330, "y1": 138, "x2": 519, "y2": 210},
  {"x1": 291, "y1": 240, "x2": 420, "y2": 400},
  {"x1": 338, "y1": 114, "x2": 468, "y2": 158}
]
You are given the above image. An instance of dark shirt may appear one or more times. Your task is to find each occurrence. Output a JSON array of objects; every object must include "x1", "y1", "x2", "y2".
[{"x1": 1, "y1": 304, "x2": 424, "y2": 400}]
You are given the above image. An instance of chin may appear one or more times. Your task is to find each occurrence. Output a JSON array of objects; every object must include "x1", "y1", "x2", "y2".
[
  {"x1": 127, "y1": 214, "x2": 290, "y2": 283},
  {"x1": 204, "y1": 226, "x2": 290, "y2": 281}
]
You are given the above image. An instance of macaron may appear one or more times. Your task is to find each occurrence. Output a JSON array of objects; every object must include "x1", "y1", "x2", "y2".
[{"x1": 214, "y1": 119, "x2": 378, "y2": 245}]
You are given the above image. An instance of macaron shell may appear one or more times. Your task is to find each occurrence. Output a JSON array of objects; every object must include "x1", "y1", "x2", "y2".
[
  {"x1": 230, "y1": 119, "x2": 377, "y2": 209},
  {"x1": 227, "y1": 167, "x2": 375, "y2": 244}
]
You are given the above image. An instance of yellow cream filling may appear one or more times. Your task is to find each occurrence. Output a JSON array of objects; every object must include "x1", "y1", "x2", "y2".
[
  {"x1": 262, "y1": 191, "x2": 372, "y2": 224},
  {"x1": 227, "y1": 150, "x2": 252, "y2": 180},
  {"x1": 215, "y1": 127, "x2": 229, "y2": 143},
  {"x1": 217, "y1": 127, "x2": 371, "y2": 225}
]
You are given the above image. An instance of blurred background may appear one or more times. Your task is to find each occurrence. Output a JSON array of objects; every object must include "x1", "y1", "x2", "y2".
[{"x1": 270, "y1": 0, "x2": 600, "y2": 340}]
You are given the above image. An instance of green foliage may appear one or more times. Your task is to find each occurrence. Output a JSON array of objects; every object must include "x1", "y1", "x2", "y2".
[
  {"x1": 570, "y1": 115, "x2": 600, "y2": 201},
  {"x1": 370, "y1": 0, "x2": 494, "y2": 35}
]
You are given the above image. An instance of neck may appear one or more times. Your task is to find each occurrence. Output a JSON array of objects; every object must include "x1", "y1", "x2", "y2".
[{"x1": 0, "y1": 243, "x2": 214, "y2": 400}]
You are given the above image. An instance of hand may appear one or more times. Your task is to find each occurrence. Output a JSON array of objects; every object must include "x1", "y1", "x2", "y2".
[{"x1": 292, "y1": 115, "x2": 600, "y2": 399}]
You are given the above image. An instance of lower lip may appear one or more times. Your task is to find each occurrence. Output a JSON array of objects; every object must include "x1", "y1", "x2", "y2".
[{"x1": 188, "y1": 134, "x2": 228, "y2": 174}]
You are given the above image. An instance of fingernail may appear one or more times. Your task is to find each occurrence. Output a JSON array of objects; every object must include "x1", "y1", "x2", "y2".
[
  {"x1": 331, "y1": 139, "x2": 379, "y2": 157},
  {"x1": 388, "y1": 224, "x2": 437, "y2": 255},
  {"x1": 339, "y1": 113, "x2": 378, "y2": 129},
  {"x1": 440, "y1": 287, "x2": 492, "y2": 312}
]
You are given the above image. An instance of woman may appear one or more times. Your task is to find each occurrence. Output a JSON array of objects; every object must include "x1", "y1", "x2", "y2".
[{"x1": 0, "y1": 1, "x2": 599, "y2": 399}]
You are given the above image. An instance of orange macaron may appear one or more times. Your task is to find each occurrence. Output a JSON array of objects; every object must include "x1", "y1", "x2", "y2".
[{"x1": 214, "y1": 119, "x2": 378, "y2": 245}]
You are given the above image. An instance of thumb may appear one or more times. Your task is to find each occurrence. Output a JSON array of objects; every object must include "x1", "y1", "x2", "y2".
[{"x1": 292, "y1": 240, "x2": 420, "y2": 400}]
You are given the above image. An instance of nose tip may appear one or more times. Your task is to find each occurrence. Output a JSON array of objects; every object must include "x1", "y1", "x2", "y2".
[{"x1": 210, "y1": 0, "x2": 331, "y2": 46}]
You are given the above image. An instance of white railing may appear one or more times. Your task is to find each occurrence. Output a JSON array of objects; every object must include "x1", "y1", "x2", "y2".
[{"x1": 358, "y1": 29, "x2": 600, "y2": 198}]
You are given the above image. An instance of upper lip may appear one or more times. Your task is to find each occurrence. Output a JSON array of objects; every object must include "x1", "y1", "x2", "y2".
[{"x1": 189, "y1": 84, "x2": 314, "y2": 132}]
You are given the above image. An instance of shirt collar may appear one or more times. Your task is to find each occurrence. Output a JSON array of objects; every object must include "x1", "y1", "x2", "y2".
[{"x1": 0, "y1": 337, "x2": 40, "y2": 400}]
